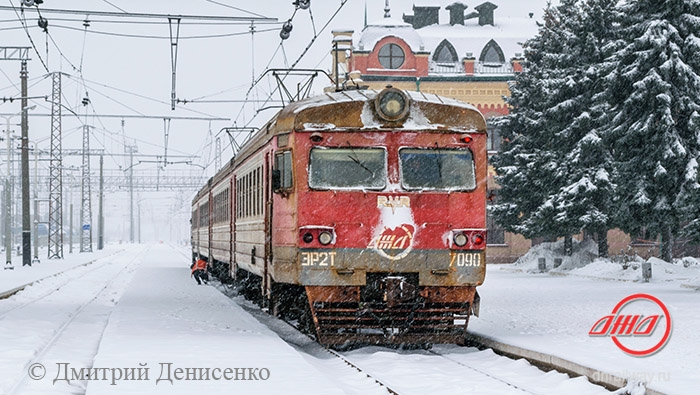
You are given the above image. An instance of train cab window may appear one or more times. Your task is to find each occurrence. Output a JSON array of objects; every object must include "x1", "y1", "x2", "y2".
[
  {"x1": 399, "y1": 148, "x2": 476, "y2": 191},
  {"x1": 274, "y1": 151, "x2": 293, "y2": 192},
  {"x1": 309, "y1": 147, "x2": 387, "y2": 190}
]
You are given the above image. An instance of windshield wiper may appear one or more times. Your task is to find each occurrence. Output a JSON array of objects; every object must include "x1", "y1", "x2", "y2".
[
  {"x1": 434, "y1": 143, "x2": 443, "y2": 180},
  {"x1": 347, "y1": 144, "x2": 374, "y2": 176}
]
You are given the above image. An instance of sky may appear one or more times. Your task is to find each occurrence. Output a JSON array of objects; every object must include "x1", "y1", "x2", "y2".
[{"x1": 0, "y1": 0, "x2": 555, "y2": 244}]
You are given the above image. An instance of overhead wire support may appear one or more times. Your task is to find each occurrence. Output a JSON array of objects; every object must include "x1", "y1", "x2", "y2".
[
  {"x1": 0, "y1": 6, "x2": 278, "y2": 22},
  {"x1": 169, "y1": 18, "x2": 180, "y2": 110},
  {"x1": 47, "y1": 71, "x2": 62, "y2": 259}
]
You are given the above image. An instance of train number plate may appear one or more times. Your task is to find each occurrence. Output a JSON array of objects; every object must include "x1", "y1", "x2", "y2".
[
  {"x1": 301, "y1": 251, "x2": 337, "y2": 267},
  {"x1": 452, "y1": 252, "x2": 482, "y2": 267}
]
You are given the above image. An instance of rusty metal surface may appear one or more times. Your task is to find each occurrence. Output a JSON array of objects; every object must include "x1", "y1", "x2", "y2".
[{"x1": 306, "y1": 284, "x2": 476, "y2": 346}]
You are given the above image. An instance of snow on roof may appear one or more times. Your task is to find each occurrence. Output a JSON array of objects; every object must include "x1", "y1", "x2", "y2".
[
  {"x1": 357, "y1": 18, "x2": 425, "y2": 52},
  {"x1": 354, "y1": 0, "x2": 555, "y2": 59},
  {"x1": 417, "y1": 14, "x2": 539, "y2": 59}
]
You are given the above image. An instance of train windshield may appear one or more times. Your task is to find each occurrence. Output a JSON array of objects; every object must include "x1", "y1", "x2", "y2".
[
  {"x1": 309, "y1": 147, "x2": 387, "y2": 190},
  {"x1": 400, "y1": 148, "x2": 476, "y2": 191}
]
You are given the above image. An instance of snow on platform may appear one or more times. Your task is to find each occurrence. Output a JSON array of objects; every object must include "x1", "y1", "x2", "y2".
[
  {"x1": 85, "y1": 245, "x2": 345, "y2": 394},
  {"x1": 468, "y1": 264, "x2": 700, "y2": 395},
  {"x1": 0, "y1": 245, "x2": 125, "y2": 297}
]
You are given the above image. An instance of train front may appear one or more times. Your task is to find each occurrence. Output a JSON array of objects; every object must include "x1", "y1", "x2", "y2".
[{"x1": 274, "y1": 87, "x2": 487, "y2": 346}]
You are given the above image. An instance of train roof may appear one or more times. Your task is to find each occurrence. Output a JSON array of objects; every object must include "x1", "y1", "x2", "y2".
[
  {"x1": 276, "y1": 88, "x2": 487, "y2": 133},
  {"x1": 192, "y1": 88, "x2": 487, "y2": 204}
]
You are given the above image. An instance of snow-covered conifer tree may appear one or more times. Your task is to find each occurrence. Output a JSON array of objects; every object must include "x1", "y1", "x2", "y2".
[
  {"x1": 602, "y1": 0, "x2": 700, "y2": 261},
  {"x1": 492, "y1": 0, "x2": 619, "y2": 256}
]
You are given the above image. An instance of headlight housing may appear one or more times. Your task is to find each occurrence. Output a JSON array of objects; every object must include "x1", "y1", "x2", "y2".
[
  {"x1": 454, "y1": 233, "x2": 468, "y2": 247},
  {"x1": 375, "y1": 87, "x2": 410, "y2": 122},
  {"x1": 318, "y1": 231, "x2": 333, "y2": 245}
]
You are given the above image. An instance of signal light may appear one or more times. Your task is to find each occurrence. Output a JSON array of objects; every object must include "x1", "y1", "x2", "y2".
[
  {"x1": 318, "y1": 231, "x2": 333, "y2": 245},
  {"x1": 473, "y1": 234, "x2": 485, "y2": 245},
  {"x1": 302, "y1": 232, "x2": 313, "y2": 243},
  {"x1": 462, "y1": 135, "x2": 473, "y2": 144}
]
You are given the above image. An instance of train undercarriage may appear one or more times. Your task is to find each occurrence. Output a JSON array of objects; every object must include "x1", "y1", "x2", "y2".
[{"x1": 209, "y1": 260, "x2": 480, "y2": 348}]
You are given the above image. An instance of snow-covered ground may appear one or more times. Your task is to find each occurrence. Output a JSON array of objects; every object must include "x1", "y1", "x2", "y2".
[
  {"x1": 0, "y1": 244, "x2": 126, "y2": 295},
  {"x1": 469, "y1": 240, "x2": 700, "y2": 395},
  {"x1": 1, "y1": 242, "x2": 696, "y2": 394}
]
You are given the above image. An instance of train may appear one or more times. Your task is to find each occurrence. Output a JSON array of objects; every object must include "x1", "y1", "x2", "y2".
[{"x1": 191, "y1": 86, "x2": 488, "y2": 347}]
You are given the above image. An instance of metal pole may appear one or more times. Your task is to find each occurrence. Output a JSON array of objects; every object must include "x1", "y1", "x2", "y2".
[
  {"x1": 33, "y1": 198, "x2": 39, "y2": 262},
  {"x1": 32, "y1": 143, "x2": 39, "y2": 263},
  {"x1": 69, "y1": 202, "x2": 73, "y2": 254},
  {"x1": 98, "y1": 154, "x2": 104, "y2": 250},
  {"x1": 5, "y1": 117, "x2": 11, "y2": 267},
  {"x1": 137, "y1": 202, "x2": 141, "y2": 243},
  {"x1": 20, "y1": 60, "x2": 31, "y2": 266}
]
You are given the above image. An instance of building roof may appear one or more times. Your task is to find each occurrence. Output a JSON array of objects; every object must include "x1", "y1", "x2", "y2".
[
  {"x1": 357, "y1": 18, "x2": 425, "y2": 53},
  {"x1": 354, "y1": 1, "x2": 549, "y2": 62}
]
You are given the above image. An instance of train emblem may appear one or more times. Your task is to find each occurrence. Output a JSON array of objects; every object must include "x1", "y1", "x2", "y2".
[{"x1": 370, "y1": 196, "x2": 416, "y2": 260}]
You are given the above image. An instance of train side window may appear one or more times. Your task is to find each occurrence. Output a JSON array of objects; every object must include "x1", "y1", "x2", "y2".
[{"x1": 273, "y1": 150, "x2": 293, "y2": 193}]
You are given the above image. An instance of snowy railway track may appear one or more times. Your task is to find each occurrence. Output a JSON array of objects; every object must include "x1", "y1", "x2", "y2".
[
  {"x1": 0, "y1": 249, "x2": 125, "y2": 319},
  {"x1": 0, "y1": 258, "x2": 117, "y2": 320},
  {"x1": 235, "y1": 300, "x2": 400, "y2": 395},
  {"x1": 227, "y1": 291, "x2": 613, "y2": 395},
  {"x1": 1, "y1": 246, "x2": 148, "y2": 395}
]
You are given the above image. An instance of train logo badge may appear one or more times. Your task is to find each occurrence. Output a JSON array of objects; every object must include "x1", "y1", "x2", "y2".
[
  {"x1": 370, "y1": 196, "x2": 416, "y2": 260},
  {"x1": 588, "y1": 293, "x2": 672, "y2": 357}
]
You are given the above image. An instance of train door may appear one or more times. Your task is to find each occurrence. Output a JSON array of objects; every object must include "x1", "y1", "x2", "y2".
[
  {"x1": 263, "y1": 151, "x2": 273, "y2": 307},
  {"x1": 229, "y1": 176, "x2": 236, "y2": 281}
]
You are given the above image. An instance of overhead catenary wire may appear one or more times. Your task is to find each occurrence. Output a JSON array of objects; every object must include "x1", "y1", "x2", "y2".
[
  {"x1": 231, "y1": 0, "x2": 350, "y2": 132},
  {"x1": 7, "y1": 0, "x2": 49, "y2": 72},
  {"x1": 49, "y1": 24, "x2": 279, "y2": 40},
  {"x1": 202, "y1": 0, "x2": 269, "y2": 19},
  {"x1": 0, "y1": 6, "x2": 277, "y2": 22}
]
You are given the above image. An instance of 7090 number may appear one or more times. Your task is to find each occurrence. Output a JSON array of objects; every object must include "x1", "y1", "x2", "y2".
[{"x1": 452, "y1": 252, "x2": 482, "y2": 267}]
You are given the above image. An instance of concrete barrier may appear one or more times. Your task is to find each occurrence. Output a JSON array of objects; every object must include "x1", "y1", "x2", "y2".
[{"x1": 465, "y1": 332, "x2": 667, "y2": 395}]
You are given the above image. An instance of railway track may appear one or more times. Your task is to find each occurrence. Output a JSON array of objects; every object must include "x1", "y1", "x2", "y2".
[
  {"x1": 0, "y1": 250, "x2": 125, "y2": 320},
  {"x1": 0, "y1": 246, "x2": 147, "y2": 395},
  {"x1": 226, "y1": 287, "x2": 613, "y2": 395}
]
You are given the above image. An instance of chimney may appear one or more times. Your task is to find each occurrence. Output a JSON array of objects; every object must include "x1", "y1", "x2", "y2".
[
  {"x1": 445, "y1": 2, "x2": 468, "y2": 26},
  {"x1": 411, "y1": 5, "x2": 440, "y2": 29},
  {"x1": 402, "y1": 13, "x2": 414, "y2": 25},
  {"x1": 474, "y1": 2, "x2": 498, "y2": 26}
]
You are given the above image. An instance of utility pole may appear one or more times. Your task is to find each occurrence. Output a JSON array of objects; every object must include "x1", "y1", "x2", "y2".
[
  {"x1": 4, "y1": 116, "x2": 11, "y2": 268},
  {"x1": 125, "y1": 144, "x2": 137, "y2": 242},
  {"x1": 80, "y1": 122, "x2": 92, "y2": 253},
  {"x1": 20, "y1": 59, "x2": 31, "y2": 266},
  {"x1": 32, "y1": 143, "x2": 39, "y2": 263},
  {"x1": 98, "y1": 153, "x2": 104, "y2": 250},
  {"x1": 48, "y1": 72, "x2": 63, "y2": 259},
  {"x1": 0, "y1": 46, "x2": 30, "y2": 268}
]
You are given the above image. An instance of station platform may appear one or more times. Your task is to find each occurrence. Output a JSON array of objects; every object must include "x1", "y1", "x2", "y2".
[{"x1": 85, "y1": 246, "x2": 345, "y2": 394}]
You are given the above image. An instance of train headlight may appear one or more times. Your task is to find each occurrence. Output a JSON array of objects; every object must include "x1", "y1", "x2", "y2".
[
  {"x1": 375, "y1": 87, "x2": 410, "y2": 122},
  {"x1": 318, "y1": 231, "x2": 333, "y2": 245},
  {"x1": 302, "y1": 232, "x2": 314, "y2": 243},
  {"x1": 454, "y1": 233, "x2": 468, "y2": 247}
]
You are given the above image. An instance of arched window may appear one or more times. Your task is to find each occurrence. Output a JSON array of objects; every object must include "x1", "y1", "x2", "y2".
[
  {"x1": 479, "y1": 39, "x2": 505, "y2": 65},
  {"x1": 433, "y1": 40, "x2": 458, "y2": 63},
  {"x1": 378, "y1": 43, "x2": 405, "y2": 69}
]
